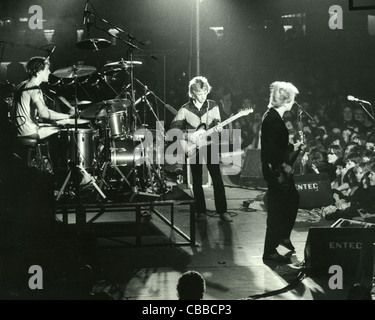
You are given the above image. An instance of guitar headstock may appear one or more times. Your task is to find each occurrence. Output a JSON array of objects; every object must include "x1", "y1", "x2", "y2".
[{"x1": 237, "y1": 107, "x2": 254, "y2": 117}]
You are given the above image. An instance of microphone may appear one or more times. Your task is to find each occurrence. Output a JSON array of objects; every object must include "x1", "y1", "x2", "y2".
[
  {"x1": 46, "y1": 45, "x2": 56, "y2": 59},
  {"x1": 82, "y1": 0, "x2": 89, "y2": 25},
  {"x1": 347, "y1": 95, "x2": 371, "y2": 105}
]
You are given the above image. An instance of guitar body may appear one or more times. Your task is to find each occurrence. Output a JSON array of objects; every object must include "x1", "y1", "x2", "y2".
[
  {"x1": 186, "y1": 108, "x2": 253, "y2": 160},
  {"x1": 272, "y1": 132, "x2": 305, "y2": 189}
]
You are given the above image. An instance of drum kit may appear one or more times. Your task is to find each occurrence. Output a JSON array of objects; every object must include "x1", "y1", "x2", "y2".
[{"x1": 52, "y1": 38, "x2": 169, "y2": 201}]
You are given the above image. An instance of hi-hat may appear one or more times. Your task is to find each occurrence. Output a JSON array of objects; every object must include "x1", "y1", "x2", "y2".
[
  {"x1": 76, "y1": 38, "x2": 111, "y2": 51},
  {"x1": 53, "y1": 65, "x2": 97, "y2": 79},
  {"x1": 80, "y1": 99, "x2": 131, "y2": 119}
]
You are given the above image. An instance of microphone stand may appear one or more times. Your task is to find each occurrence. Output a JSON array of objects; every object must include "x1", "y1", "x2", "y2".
[
  {"x1": 358, "y1": 101, "x2": 375, "y2": 123},
  {"x1": 133, "y1": 76, "x2": 175, "y2": 136}
]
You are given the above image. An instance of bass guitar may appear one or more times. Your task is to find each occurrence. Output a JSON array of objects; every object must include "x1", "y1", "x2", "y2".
[{"x1": 186, "y1": 108, "x2": 253, "y2": 159}]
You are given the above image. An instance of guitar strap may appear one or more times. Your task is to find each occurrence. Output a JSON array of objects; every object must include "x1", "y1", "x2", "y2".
[{"x1": 204, "y1": 100, "x2": 209, "y2": 127}]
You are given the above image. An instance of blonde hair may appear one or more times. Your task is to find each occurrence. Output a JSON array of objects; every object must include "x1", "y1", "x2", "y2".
[
  {"x1": 268, "y1": 81, "x2": 299, "y2": 109},
  {"x1": 188, "y1": 76, "x2": 212, "y2": 98}
]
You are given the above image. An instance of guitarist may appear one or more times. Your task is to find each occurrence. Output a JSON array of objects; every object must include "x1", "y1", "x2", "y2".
[
  {"x1": 169, "y1": 76, "x2": 232, "y2": 222},
  {"x1": 261, "y1": 81, "x2": 303, "y2": 263}
]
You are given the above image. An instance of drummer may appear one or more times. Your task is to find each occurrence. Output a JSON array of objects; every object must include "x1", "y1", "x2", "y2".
[{"x1": 11, "y1": 56, "x2": 76, "y2": 139}]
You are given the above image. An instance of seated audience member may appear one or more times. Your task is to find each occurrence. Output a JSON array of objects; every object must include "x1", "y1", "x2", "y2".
[
  {"x1": 354, "y1": 162, "x2": 375, "y2": 222},
  {"x1": 332, "y1": 152, "x2": 362, "y2": 196},
  {"x1": 350, "y1": 132, "x2": 366, "y2": 147},
  {"x1": 362, "y1": 114, "x2": 375, "y2": 139},
  {"x1": 365, "y1": 135, "x2": 375, "y2": 153},
  {"x1": 352, "y1": 106, "x2": 366, "y2": 131},
  {"x1": 304, "y1": 146, "x2": 328, "y2": 175},
  {"x1": 323, "y1": 132, "x2": 345, "y2": 150},
  {"x1": 331, "y1": 158, "x2": 346, "y2": 189},
  {"x1": 342, "y1": 128, "x2": 354, "y2": 145},
  {"x1": 362, "y1": 150, "x2": 374, "y2": 163},
  {"x1": 345, "y1": 144, "x2": 366, "y2": 160},
  {"x1": 177, "y1": 270, "x2": 206, "y2": 300},
  {"x1": 326, "y1": 162, "x2": 372, "y2": 221},
  {"x1": 339, "y1": 105, "x2": 356, "y2": 131},
  {"x1": 326, "y1": 144, "x2": 344, "y2": 182}
]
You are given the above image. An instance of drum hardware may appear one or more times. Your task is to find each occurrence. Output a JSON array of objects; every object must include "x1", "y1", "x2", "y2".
[
  {"x1": 76, "y1": 38, "x2": 111, "y2": 51},
  {"x1": 95, "y1": 131, "x2": 136, "y2": 200},
  {"x1": 53, "y1": 65, "x2": 106, "y2": 201},
  {"x1": 52, "y1": 65, "x2": 97, "y2": 79},
  {"x1": 81, "y1": 3, "x2": 170, "y2": 200},
  {"x1": 79, "y1": 98, "x2": 131, "y2": 119}
]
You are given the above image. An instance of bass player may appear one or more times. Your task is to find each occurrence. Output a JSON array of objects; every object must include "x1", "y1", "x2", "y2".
[{"x1": 169, "y1": 76, "x2": 232, "y2": 222}]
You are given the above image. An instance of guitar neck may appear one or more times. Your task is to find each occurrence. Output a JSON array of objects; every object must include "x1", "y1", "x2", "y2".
[{"x1": 205, "y1": 113, "x2": 244, "y2": 136}]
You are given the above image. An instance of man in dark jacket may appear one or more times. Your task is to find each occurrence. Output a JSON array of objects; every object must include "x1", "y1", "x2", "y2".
[{"x1": 261, "y1": 81, "x2": 302, "y2": 263}]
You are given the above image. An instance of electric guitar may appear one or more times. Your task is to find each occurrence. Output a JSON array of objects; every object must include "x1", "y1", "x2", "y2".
[
  {"x1": 186, "y1": 108, "x2": 253, "y2": 159},
  {"x1": 274, "y1": 130, "x2": 305, "y2": 188}
]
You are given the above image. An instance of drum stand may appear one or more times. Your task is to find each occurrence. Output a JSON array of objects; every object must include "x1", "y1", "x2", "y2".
[
  {"x1": 55, "y1": 67, "x2": 106, "y2": 201},
  {"x1": 56, "y1": 161, "x2": 106, "y2": 201},
  {"x1": 96, "y1": 129, "x2": 133, "y2": 199}
]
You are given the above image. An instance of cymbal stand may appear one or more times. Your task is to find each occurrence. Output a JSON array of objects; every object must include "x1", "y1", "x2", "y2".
[
  {"x1": 88, "y1": 8, "x2": 159, "y2": 200},
  {"x1": 132, "y1": 81, "x2": 169, "y2": 194},
  {"x1": 56, "y1": 66, "x2": 106, "y2": 201}
]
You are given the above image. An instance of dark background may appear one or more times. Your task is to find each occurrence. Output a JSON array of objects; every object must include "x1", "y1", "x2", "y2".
[{"x1": 1, "y1": 0, "x2": 375, "y2": 126}]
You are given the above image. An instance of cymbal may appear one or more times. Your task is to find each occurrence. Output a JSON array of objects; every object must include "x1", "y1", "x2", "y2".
[
  {"x1": 76, "y1": 38, "x2": 111, "y2": 51},
  {"x1": 80, "y1": 99, "x2": 131, "y2": 119},
  {"x1": 53, "y1": 65, "x2": 97, "y2": 79},
  {"x1": 104, "y1": 60, "x2": 142, "y2": 69}
]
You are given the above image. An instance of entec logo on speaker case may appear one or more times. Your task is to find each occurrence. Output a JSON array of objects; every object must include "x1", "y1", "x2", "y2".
[
  {"x1": 329, "y1": 242, "x2": 363, "y2": 250},
  {"x1": 295, "y1": 182, "x2": 319, "y2": 191}
]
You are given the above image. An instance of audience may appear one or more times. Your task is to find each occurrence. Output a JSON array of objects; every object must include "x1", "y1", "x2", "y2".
[{"x1": 177, "y1": 270, "x2": 206, "y2": 300}]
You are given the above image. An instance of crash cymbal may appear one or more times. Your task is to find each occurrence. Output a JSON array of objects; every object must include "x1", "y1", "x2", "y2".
[
  {"x1": 80, "y1": 99, "x2": 131, "y2": 119},
  {"x1": 76, "y1": 38, "x2": 111, "y2": 51},
  {"x1": 104, "y1": 60, "x2": 142, "y2": 69},
  {"x1": 53, "y1": 65, "x2": 97, "y2": 79}
]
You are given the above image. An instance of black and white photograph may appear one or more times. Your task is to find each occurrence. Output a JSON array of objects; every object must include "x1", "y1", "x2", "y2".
[{"x1": 0, "y1": 0, "x2": 375, "y2": 304}]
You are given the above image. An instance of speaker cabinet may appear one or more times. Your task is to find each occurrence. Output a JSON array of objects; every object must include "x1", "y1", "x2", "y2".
[
  {"x1": 304, "y1": 226, "x2": 375, "y2": 280},
  {"x1": 295, "y1": 173, "x2": 334, "y2": 209}
]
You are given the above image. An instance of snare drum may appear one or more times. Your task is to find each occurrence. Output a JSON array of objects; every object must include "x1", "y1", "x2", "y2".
[
  {"x1": 58, "y1": 128, "x2": 98, "y2": 170},
  {"x1": 108, "y1": 111, "x2": 127, "y2": 138}
]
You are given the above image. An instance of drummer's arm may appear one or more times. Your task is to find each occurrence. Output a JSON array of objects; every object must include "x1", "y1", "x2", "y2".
[
  {"x1": 34, "y1": 90, "x2": 70, "y2": 120},
  {"x1": 57, "y1": 96, "x2": 76, "y2": 115}
]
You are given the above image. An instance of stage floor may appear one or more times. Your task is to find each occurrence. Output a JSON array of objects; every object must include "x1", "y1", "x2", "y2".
[
  {"x1": 1, "y1": 172, "x2": 374, "y2": 301},
  {"x1": 55, "y1": 179, "x2": 375, "y2": 300}
]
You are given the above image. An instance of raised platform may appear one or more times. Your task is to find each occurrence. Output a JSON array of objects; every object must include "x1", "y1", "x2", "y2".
[{"x1": 55, "y1": 186, "x2": 196, "y2": 247}]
